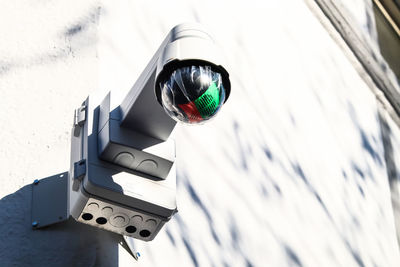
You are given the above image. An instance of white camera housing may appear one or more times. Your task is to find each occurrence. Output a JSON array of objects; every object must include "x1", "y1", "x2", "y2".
[{"x1": 68, "y1": 23, "x2": 231, "y2": 241}]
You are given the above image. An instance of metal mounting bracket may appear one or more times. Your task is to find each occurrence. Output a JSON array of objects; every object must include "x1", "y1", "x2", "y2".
[
  {"x1": 31, "y1": 172, "x2": 69, "y2": 229},
  {"x1": 73, "y1": 104, "x2": 86, "y2": 137},
  {"x1": 119, "y1": 235, "x2": 141, "y2": 261},
  {"x1": 31, "y1": 172, "x2": 141, "y2": 261}
]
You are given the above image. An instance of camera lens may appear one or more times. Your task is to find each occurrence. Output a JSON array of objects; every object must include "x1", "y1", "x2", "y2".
[{"x1": 159, "y1": 66, "x2": 226, "y2": 124}]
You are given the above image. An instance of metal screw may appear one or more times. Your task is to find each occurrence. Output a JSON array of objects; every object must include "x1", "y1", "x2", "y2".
[
  {"x1": 33, "y1": 179, "x2": 39, "y2": 185},
  {"x1": 32, "y1": 221, "x2": 38, "y2": 228},
  {"x1": 136, "y1": 252, "x2": 141, "y2": 258}
]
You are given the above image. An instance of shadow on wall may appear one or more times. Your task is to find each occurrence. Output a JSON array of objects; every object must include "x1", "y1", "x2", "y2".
[
  {"x1": 0, "y1": 6, "x2": 101, "y2": 77},
  {"x1": 168, "y1": 104, "x2": 394, "y2": 267},
  {"x1": 379, "y1": 111, "x2": 400, "y2": 248},
  {"x1": 0, "y1": 183, "x2": 120, "y2": 267}
]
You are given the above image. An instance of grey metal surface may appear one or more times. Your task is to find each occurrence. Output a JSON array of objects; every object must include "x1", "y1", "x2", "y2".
[
  {"x1": 31, "y1": 172, "x2": 69, "y2": 228},
  {"x1": 121, "y1": 235, "x2": 140, "y2": 260},
  {"x1": 77, "y1": 196, "x2": 165, "y2": 241},
  {"x1": 98, "y1": 120, "x2": 175, "y2": 179},
  {"x1": 97, "y1": 78, "x2": 175, "y2": 179},
  {"x1": 118, "y1": 28, "x2": 177, "y2": 142},
  {"x1": 68, "y1": 92, "x2": 177, "y2": 227},
  {"x1": 119, "y1": 71, "x2": 176, "y2": 141},
  {"x1": 83, "y1": 162, "x2": 177, "y2": 219}
]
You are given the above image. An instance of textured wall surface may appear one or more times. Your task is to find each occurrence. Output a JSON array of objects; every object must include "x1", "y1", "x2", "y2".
[{"x1": 0, "y1": 0, "x2": 400, "y2": 266}]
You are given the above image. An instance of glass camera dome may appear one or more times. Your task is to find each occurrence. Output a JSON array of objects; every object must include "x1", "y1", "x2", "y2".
[{"x1": 159, "y1": 65, "x2": 226, "y2": 124}]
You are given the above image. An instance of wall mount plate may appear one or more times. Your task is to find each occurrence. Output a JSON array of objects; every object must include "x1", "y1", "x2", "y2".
[{"x1": 31, "y1": 172, "x2": 69, "y2": 229}]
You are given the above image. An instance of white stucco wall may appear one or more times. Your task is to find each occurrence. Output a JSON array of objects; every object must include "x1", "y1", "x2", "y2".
[{"x1": 0, "y1": 0, "x2": 399, "y2": 266}]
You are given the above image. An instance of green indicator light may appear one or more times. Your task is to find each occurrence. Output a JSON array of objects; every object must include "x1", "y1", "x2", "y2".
[{"x1": 194, "y1": 82, "x2": 220, "y2": 118}]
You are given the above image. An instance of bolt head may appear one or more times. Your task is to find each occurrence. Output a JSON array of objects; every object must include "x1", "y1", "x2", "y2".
[
  {"x1": 32, "y1": 221, "x2": 38, "y2": 228},
  {"x1": 33, "y1": 179, "x2": 39, "y2": 185},
  {"x1": 136, "y1": 252, "x2": 141, "y2": 258}
]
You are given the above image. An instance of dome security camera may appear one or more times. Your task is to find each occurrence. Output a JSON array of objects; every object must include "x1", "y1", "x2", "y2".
[
  {"x1": 159, "y1": 65, "x2": 227, "y2": 124},
  {"x1": 66, "y1": 23, "x2": 231, "y2": 241},
  {"x1": 154, "y1": 23, "x2": 231, "y2": 124}
]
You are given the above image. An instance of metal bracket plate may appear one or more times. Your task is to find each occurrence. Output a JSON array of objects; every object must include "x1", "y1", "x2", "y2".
[
  {"x1": 120, "y1": 235, "x2": 140, "y2": 261},
  {"x1": 31, "y1": 172, "x2": 69, "y2": 229},
  {"x1": 73, "y1": 159, "x2": 86, "y2": 180}
]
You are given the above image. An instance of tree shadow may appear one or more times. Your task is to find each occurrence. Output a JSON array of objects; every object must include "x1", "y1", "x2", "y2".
[{"x1": 379, "y1": 111, "x2": 400, "y2": 249}]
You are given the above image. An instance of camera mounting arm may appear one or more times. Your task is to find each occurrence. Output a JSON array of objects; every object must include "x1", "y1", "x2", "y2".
[{"x1": 97, "y1": 23, "x2": 230, "y2": 178}]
